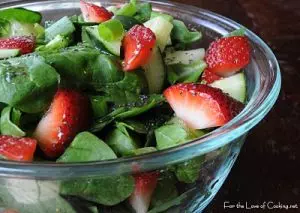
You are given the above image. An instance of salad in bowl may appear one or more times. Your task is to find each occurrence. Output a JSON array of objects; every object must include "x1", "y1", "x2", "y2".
[{"x1": 0, "y1": 0, "x2": 280, "y2": 212}]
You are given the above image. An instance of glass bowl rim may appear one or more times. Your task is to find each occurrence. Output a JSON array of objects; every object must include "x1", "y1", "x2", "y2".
[{"x1": 0, "y1": 0, "x2": 281, "y2": 178}]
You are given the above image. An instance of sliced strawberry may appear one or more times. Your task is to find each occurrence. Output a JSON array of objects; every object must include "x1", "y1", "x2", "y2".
[
  {"x1": 205, "y1": 36, "x2": 250, "y2": 77},
  {"x1": 33, "y1": 89, "x2": 91, "y2": 158},
  {"x1": 1, "y1": 209, "x2": 19, "y2": 213},
  {"x1": 80, "y1": 0, "x2": 113, "y2": 23},
  {"x1": 201, "y1": 68, "x2": 223, "y2": 84},
  {"x1": 129, "y1": 171, "x2": 159, "y2": 213},
  {"x1": 0, "y1": 36, "x2": 35, "y2": 54},
  {"x1": 123, "y1": 25, "x2": 156, "y2": 71},
  {"x1": 164, "y1": 83, "x2": 244, "y2": 129},
  {"x1": 0, "y1": 135, "x2": 37, "y2": 162}
]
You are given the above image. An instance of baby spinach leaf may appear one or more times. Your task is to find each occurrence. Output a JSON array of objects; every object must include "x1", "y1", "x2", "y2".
[
  {"x1": 155, "y1": 123, "x2": 188, "y2": 150},
  {"x1": 0, "y1": 8, "x2": 42, "y2": 23},
  {"x1": 115, "y1": 94, "x2": 165, "y2": 119},
  {"x1": 0, "y1": 102, "x2": 6, "y2": 113},
  {"x1": 98, "y1": 202, "x2": 132, "y2": 213},
  {"x1": 0, "y1": 179, "x2": 77, "y2": 213},
  {"x1": 91, "y1": 95, "x2": 165, "y2": 132},
  {"x1": 155, "y1": 117, "x2": 206, "y2": 150},
  {"x1": 124, "y1": 147, "x2": 157, "y2": 156},
  {"x1": 172, "y1": 155, "x2": 205, "y2": 183},
  {"x1": 57, "y1": 132, "x2": 117, "y2": 162},
  {"x1": 0, "y1": 18, "x2": 10, "y2": 37},
  {"x1": 97, "y1": 71, "x2": 148, "y2": 106},
  {"x1": 134, "y1": 2, "x2": 152, "y2": 23},
  {"x1": 0, "y1": 106, "x2": 25, "y2": 137},
  {"x1": 42, "y1": 46, "x2": 123, "y2": 88},
  {"x1": 148, "y1": 187, "x2": 198, "y2": 213},
  {"x1": 225, "y1": 28, "x2": 246, "y2": 37},
  {"x1": 105, "y1": 122, "x2": 140, "y2": 156},
  {"x1": 60, "y1": 175, "x2": 134, "y2": 206},
  {"x1": 90, "y1": 96, "x2": 109, "y2": 118},
  {"x1": 155, "y1": 118, "x2": 207, "y2": 183},
  {"x1": 171, "y1": 20, "x2": 202, "y2": 44},
  {"x1": 167, "y1": 60, "x2": 207, "y2": 84},
  {"x1": 151, "y1": 172, "x2": 178, "y2": 208},
  {"x1": 116, "y1": 120, "x2": 148, "y2": 134},
  {"x1": 0, "y1": 56, "x2": 59, "y2": 113},
  {"x1": 57, "y1": 132, "x2": 134, "y2": 206}
]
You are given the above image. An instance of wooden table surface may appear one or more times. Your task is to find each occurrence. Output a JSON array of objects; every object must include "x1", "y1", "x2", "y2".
[{"x1": 172, "y1": 0, "x2": 300, "y2": 212}]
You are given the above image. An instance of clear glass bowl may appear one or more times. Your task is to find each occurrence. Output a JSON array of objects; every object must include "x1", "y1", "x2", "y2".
[{"x1": 0, "y1": 1, "x2": 281, "y2": 212}]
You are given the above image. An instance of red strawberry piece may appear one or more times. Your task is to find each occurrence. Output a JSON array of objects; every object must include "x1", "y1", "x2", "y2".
[
  {"x1": 0, "y1": 135, "x2": 37, "y2": 162},
  {"x1": 0, "y1": 36, "x2": 35, "y2": 54},
  {"x1": 201, "y1": 68, "x2": 222, "y2": 84},
  {"x1": 80, "y1": 0, "x2": 113, "y2": 23},
  {"x1": 205, "y1": 36, "x2": 250, "y2": 77},
  {"x1": 123, "y1": 25, "x2": 156, "y2": 71},
  {"x1": 33, "y1": 89, "x2": 91, "y2": 158},
  {"x1": 164, "y1": 83, "x2": 244, "y2": 129},
  {"x1": 129, "y1": 171, "x2": 159, "y2": 213},
  {"x1": 1, "y1": 209, "x2": 19, "y2": 213}
]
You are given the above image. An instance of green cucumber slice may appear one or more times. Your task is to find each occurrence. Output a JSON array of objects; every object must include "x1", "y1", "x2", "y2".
[
  {"x1": 144, "y1": 16, "x2": 173, "y2": 51},
  {"x1": 150, "y1": 11, "x2": 173, "y2": 22},
  {"x1": 0, "y1": 49, "x2": 20, "y2": 59},
  {"x1": 165, "y1": 48, "x2": 205, "y2": 65},
  {"x1": 86, "y1": 26, "x2": 121, "y2": 56},
  {"x1": 45, "y1": 16, "x2": 75, "y2": 41},
  {"x1": 142, "y1": 46, "x2": 166, "y2": 94},
  {"x1": 209, "y1": 72, "x2": 246, "y2": 103}
]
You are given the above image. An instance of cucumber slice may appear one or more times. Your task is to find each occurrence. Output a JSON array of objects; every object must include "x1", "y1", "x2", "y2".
[
  {"x1": 165, "y1": 48, "x2": 205, "y2": 65},
  {"x1": 209, "y1": 72, "x2": 246, "y2": 103},
  {"x1": 0, "y1": 49, "x2": 20, "y2": 59},
  {"x1": 86, "y1": 26, "x2": 121, "y2": 56},
  {"x1": 142, "y1": 46, "x2": 166, "y2": 94},
  {"x1": 144, "y1": 16, "x2": 173, "y2": 51},
  {"x1": 114, "y1": 15, "x2": 141, "y2": 30},
  {"x1": 45, "y1": 16, "x2": 75, "y2": 41}
]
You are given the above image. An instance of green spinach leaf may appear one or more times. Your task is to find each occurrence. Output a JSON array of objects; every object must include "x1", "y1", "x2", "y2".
[
  {"x1": 0, "y1": 18, "x2": 10, "y2": 37},
  {"x1": 155, "y1": 118, "x2": 207, "y2": 183},
  {"x1": 0, "y1": 56, "x2": 59, "y2": 113},
  {"x1": 90, "y1": 96, "x2": 109, "y2": 118},
  {"x1": 0, "y1": 179, "x2": 77, "y2": 213},
  {"x1": 148, "y1": 187, "x2": 198, "y2": 213},
  {"x1": 57, "y1": 132, "x2": 134, "y2": 206},
  {"x1": 96, "y1": 71, "x2": 148, "y2": 106},
  {"x1": 134, "y1": 2, "x2": 152, "y2": 23},
  {"x1": 0, "y1": 106, "x2": 25, "y2": 137},
  {"x1": 41, "y1": 46, "x2": 123, "y2": 88},
  {"x1": 106, "y1": 122, "x2": 141, "y2": 156},
  {"x1": 58, "y1": 132, "x2": 117, "y2": 162},
  {"x1": 155, "y1": 117, "x2": 206, "y2": 150},
  {"x1": 0, "y1": 8, "x2": 42, "y2": 23},
  {"x1": 151, "y1": 172, "x2": 178, "y2": 208},
  {"x1": 124, "y1": 147, "x2": 157, "y2": 156},
  {"x1": 167, "y1": 60, "x2": 207, "y2": 84},
  {"x1": 91, "y1": 95, "x2": 165, "y2": 132},
  {"x1": 225, "y1": 28, "x2": 246, "y2": 37},
  {"x1": 171, "y1": 20, "x2": 202, "y2": 44},
  {"x1": 172, "y1": 156, "x2": 205, "y2": 183}
]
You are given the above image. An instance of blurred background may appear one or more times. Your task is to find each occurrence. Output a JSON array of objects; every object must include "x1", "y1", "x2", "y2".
[{"x1": 170, "y1": 0, "x2": 300, "y2": 212}]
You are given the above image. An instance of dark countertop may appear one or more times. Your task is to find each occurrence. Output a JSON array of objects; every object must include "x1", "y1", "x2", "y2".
[{"x1": 172, "y1": 0, "x2": 300, "y2": 212}]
